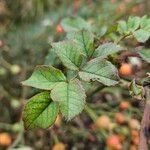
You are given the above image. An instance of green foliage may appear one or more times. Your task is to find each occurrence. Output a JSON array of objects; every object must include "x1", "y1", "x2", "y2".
[
  {"x1": 52, "y1": 41, "x2": 84, "y2": 71},
  {"x1": 67, "y1": 30, "x2": 94, "y2": 58},
  {"x1": 51, "y1": 79, "x2": 86, "y2": 120},
  {"x1": 134, "y1": 16, "x2": 150, "y2": 42},
  {"x1": 22, "y1": 66, "x2": 66, "y2": 90},
  {"x1": 93, "y1": 42, "x2": 124, "y2": 59},
  {"x1": 61, "y1": 17, "x2": 92, "y2": 32},
  {"x1": 138, "y1": 49, "x2": 150, "y2": 63},
  {"x1": 133, "y1": 29, "x2": 150, "y2": 42},
  {"x1": 129, "y1": 80, "x2": 144, "y2": 100},
  {"x1": 22, "y1": 15, "x2": 150, "y2": 129},
  {"x1": 23, "y1": 92, "x2": 59, "y2": 129},
  {"x1": 117, "y1": 16, "x2": 140, "y2": 35},
  {"x1": 127, "y1": 16, "x2": 140, "y2": 32},
  {"x1": 117, "y1": 16, "x2": 150, "y2": 42},
  {"x1": 79, "y1": 58, "x2": 119, "y2": 86}
]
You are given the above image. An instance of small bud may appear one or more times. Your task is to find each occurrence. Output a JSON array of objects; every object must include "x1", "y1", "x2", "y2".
[{"x1": 10, "y1": 65, "x2": 21, "y2": 74}]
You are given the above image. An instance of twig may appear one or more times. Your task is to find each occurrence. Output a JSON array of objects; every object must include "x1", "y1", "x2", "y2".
[
  {"x1": 116, "y1": 34, "x2": 131, "y2": 44},
  {"x1": 138, "y1": 87, "x2": 150, "y2": 150},
  {"x1": 51, "y1": 129, "x2": 59, "y2": 144},
  {"x1": 0, "y1": 122, "x2": 13, "y2": 131},
  {"x1": 7, "y1": 64, "x2": 28, "y2": 149},
  {"x1": 84, "y1": 105, "x2": 98, "y2": 121},
  {"x1": 0, "y1": 57, "x2": 12, "y2": 69},
  {"x1": 7, "y1": 124, "x2": 24, "y2": 150}
]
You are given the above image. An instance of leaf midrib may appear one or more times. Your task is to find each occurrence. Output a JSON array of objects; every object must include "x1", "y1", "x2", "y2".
[
  {"x1": 39, "y1": 69, "x2": 65, "y2": 82},
  {"x1": 80, "y1": 70, "x2": 117, "y2": 81},
  {"x1": 59, "y1": 52, "x2": 79, "y2": 69},
  {"x1": 81, "y1": 30, "x2": 88, "y2": 57},
  {"x1": 27, "y1": 101, "x2": 51, "y2": 129}
]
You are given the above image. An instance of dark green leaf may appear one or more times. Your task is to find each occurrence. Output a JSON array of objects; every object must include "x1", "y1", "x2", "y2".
[{"x1": 23, "y1": 92, "x2": 59, "y2": 129}]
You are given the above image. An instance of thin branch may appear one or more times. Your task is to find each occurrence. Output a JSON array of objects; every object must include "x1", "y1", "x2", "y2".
[{"x1": 138, "y1": 87, "x2": 150, "y2": 150}]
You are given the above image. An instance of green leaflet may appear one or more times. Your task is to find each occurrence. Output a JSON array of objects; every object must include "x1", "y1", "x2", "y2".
[
  {"x1": 133, "y1": 16, "x2": 150, "y2": 42},
  {"x1": 129, "y1": 80, "x2": 142, "y2": 95},
  {"x1": 117, "y1": 16, "x2": 140, "y2": 34},
  {"x1": 129, "y1": 79, "x2": 144, "y2": 100},
  {"x1": 67, "y1": 30, "x2": 94, "y2": 58},
  {"x1": 23, "y1": 92, "x2": 59, "y2": 129},
  {"x1": 51, "y1": 79, "x2": 86, "y2": 120},
  {"x1": 133, "y1": 29, "x2": 150, "y2": 43},
  {"x1": 22, "y1": 66, "x2": 66, "y2": 90},
  {"x1": 117, "y1": 20, "x2": 128, "y2": 35},
  {"x1": 93, "y1": 42, "x2": 124, "y2": 59},
  {"x1": 127, "y1": 16, "x2": 140, "y2": 32},
  {"x1": 138, "y1": 49, "x2": 150, "y2": 63},
  {"x1": 117, "y1": 16, "x2": 150, "y2": 42},
  {"x1": 140, "y1": 16, "x2": 150, "y2": 31},
  {"x1": 79, "y1": 58, "x2": 119, "y2": 86},
  {"x1": 52, "y1": 40, "x2": 84, "y2": 70},
  {"x1": 61, "y1": 17, "x2": 91, "y2": 32}
]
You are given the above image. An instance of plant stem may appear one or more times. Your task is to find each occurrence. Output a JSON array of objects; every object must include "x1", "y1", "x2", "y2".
[
  {"x1": 116, "y1": 34, "x2": 131, "y2": 44},
  {"x1": 138, "y1": 87, "x2": 150, "y2": 150},
  {"x1": 84, "y1": 105, "x2": 98, "y2": 121},
  {"x1": 7, "y1": 124, "x2": 24, "y2": 150},
  {"x1": 0, "y1": 57, "x2": 12, "y2": 69},
  {"x1": 51, "y1": 130, "x2": 59, "y2": 144},
  {"x1": 0, "y1": 122, "x2": 13, "y2": 131}
]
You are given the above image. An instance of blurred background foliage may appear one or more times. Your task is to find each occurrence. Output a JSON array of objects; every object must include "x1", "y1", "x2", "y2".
[{"x1": 0, "y1": 0, "x2": 150, "y2": 150}]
